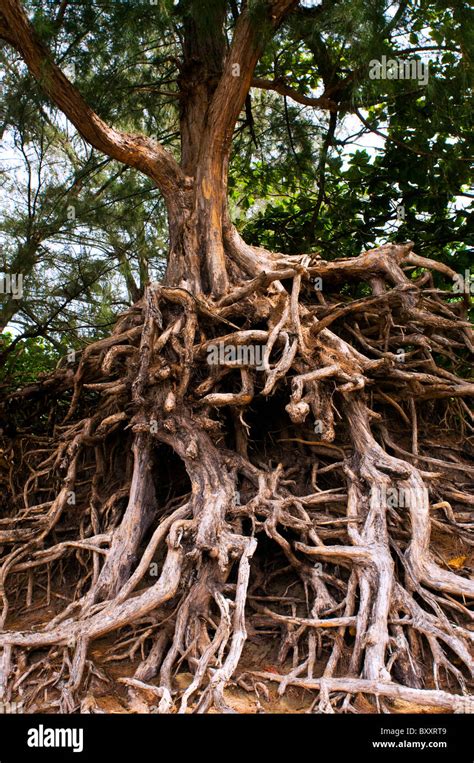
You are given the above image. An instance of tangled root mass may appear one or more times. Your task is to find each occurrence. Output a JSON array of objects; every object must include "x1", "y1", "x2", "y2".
[{"x1": 0, "y1": 241, "x2": 473, "y2": 714}]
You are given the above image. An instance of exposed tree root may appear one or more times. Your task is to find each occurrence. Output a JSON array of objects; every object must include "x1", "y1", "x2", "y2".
[{"x1": 0, "y1": 241, "x2": 473, "y2": 714}]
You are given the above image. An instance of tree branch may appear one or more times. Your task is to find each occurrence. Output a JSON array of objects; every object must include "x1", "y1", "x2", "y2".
[
  {"x1": 0, "y1": 0, "x2": 186, "y2": 202},
  {"x1": 202, "y1": 0, "x2": 299, "y2": 164},
  {"x1": 251, "y1": 77, "x2": 337, "y2": 111}
]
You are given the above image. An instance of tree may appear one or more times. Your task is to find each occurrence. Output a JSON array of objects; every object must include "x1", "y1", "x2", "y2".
[
  {"x1": 0, "y1": 71, "x2": 170, "y2": 366},
  {"x1": 0, "y1": 0, "x2": 472, "y2": 714}
]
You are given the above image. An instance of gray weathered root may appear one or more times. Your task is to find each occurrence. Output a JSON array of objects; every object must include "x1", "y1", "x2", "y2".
[{"x1": 0, "y1": 242, "x2": 473, "y2": 714}]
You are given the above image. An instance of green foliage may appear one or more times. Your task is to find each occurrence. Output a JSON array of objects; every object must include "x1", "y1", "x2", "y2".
[
  {"x1": 0, "y1": 333, "x2": 62, "y2": 390},
  {"x1": 229, "y1": 0, "x2": 473, "y2": 260},
  {"x1": 0, "y1": 0, "x2": 472, "y2": 386}
]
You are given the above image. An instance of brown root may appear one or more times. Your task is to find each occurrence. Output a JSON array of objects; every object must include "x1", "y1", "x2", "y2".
[{"x1": 0, "y1": 242, "x2": 473, "y2": 714}]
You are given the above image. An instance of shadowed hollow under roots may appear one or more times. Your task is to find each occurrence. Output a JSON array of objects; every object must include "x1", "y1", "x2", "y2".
[{"x1": 0, "y1": 242, "x2": 473, "y2": 714}]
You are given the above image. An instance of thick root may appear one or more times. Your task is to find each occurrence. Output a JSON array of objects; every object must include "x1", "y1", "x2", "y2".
[{"x1": 0, "y1": 242, "x2": 472, "y2": 713}]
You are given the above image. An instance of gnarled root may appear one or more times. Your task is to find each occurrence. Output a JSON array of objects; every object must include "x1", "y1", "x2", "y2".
[{"x1": 0, "y1": 242, "x2": 472, "y2": 713}]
